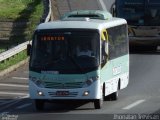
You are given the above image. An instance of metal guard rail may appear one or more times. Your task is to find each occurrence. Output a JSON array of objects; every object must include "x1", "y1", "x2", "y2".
[
  {"x1": 0, "y1": 41, "x2": 29, "y2": 62},
  {"x1": 0, "y1": 0, "x2": 51, "y2": 63}
]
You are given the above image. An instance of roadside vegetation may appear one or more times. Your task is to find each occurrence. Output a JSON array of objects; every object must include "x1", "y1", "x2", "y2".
[
  {"x1": 0, "y1": 0, "x2": 44, "y2": 71},
  {"x1": 0, "y1": 0, "x2": 43, "y2": 20}
]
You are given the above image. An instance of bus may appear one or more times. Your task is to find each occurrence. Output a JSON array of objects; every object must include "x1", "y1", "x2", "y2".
[
  {"x1": 114, "y1": 0, "x2": 160, "y2": 50},
  {"x1": 27, "y1": 10, "x2": 129, "y2": 110}
]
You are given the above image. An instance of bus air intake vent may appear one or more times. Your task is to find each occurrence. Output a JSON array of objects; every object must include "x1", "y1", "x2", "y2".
[
  {"x1": 44, "y1": 82, "x2": 84, "y2": 89},
  {"x1": 61, "y1": 10, "x2": 112, "y2": 20}
]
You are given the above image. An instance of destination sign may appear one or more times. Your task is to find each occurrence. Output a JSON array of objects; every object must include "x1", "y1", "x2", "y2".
[{"x1": 41, "y1": 36, "x2": 65, "y2": 41}]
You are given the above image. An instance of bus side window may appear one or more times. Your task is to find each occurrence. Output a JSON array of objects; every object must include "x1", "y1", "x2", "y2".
[{"x1": 108, "y1": 25, "x2": 128, "y2": 60}]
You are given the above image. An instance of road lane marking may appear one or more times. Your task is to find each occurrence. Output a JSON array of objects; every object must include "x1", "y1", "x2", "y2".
[
  {"x1": 0, "y1": 99, "x2": 21, "y2": 111},
  {"x1": 12, "y1": 77, "x2": 28, "y2": 80},
  {"x1": 0, "y1": 83, "x2": 28, "y2": 88},
  {"x1": 99, "y1": 0, "x2": 107, "y2": 11},
  {"x1": 0, "y1": 92, "x2": 28, "y2": 96},
  {"x1": 123, "y1": 100, "x2": 146, "y2": 110},
  {"x1": 15, "y1": 94, "x2": 30, "y2": 99},
  {"x1": 16, "y1": 103, "x2": 32, "y2": 109},
  {"x1": 0, "y1": 94, "x2": 29, "y2": 107},
  {"x1": 19, "y1": 94, "x2": 30, "y2": 99}
]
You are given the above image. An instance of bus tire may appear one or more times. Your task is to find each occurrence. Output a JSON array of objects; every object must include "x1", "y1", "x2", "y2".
[
  {"x1": 110, "y1": 82, "x2": 120, "y2": 101},
  {"x1": 103, "y1": 83, "x2": 109, "y2": 101},
  {"x1": 35, "y1": 99, "x2": 45, "y2": 111},
  {"x1": 94, "y1": 92, "x2": 103, "y2": 109},
  {"x1": 94, "y1": 99, "x2": 103, "y2": 109},
  {"x1": 110, "y1": 90, "x2": 119, "y2": 100}
]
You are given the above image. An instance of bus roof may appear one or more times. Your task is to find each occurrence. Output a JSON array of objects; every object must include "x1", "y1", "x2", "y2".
[
  {"x1": 61, "y1": 10, "x2": 113, "y2": 20},
  {"x1": 36, "y1": 17, "x2": 127, "y2": 31}
]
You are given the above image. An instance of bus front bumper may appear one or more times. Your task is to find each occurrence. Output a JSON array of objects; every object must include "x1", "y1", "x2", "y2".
[{"x1": 29, "y1": 80, "x2": 102, "y2": 100}]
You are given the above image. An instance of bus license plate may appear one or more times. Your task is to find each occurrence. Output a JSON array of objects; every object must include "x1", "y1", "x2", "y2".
[{"x1": 56, "y1": 91, "x2": 69, "y2": 96}]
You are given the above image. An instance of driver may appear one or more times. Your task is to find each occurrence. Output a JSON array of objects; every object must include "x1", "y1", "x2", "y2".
[{"x1": 77, "y1": 44, "x2": 92, "y2": 57}]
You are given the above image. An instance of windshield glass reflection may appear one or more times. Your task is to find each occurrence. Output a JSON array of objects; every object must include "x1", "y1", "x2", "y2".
[{"x1": 30, "y1": 29, "x2": 100, "y2": 74}]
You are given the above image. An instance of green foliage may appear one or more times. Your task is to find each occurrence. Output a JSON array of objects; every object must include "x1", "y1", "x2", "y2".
[
  {"x1": 0, "y1": 0, "x2": 43, "y2": 20},
  {"x1": 0, "y1": 0, "x2": 44, "y2": 70}
]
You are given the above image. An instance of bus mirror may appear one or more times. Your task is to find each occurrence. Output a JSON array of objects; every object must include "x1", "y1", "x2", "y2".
[{"x1": 27, "y1": 44, "x2": 31, "y2": 56}]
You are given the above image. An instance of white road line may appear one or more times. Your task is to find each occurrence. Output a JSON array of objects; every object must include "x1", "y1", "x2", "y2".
[
  {"x1": 16, "y1": 103, "x2": 32, "y2": 109},
  {"x1": 19, "y1": 94, "x2": 30, "y2": 99},
  {"x1": 0, "y1": 92, "x2": 28, "y2": 96},
  {"x1": 0, "y1": 95, "x2": 28, "y2": 106},
  {"x1": 12, "y1": 77, "x2": 28, "y2": 80},
  {"x1": 0, "y1": 99, "x2": 22, "y2": 111},
  {"x1": 123, "y1": 100, "x2": 146, "y2": 110},
  {"x1": 99, "y1": 0, "x2": 107, "y2": 11},
  {"x1": 0, "y1": 83, "x2": 28, "y2": 88},
  {"x1": 15, "y1": 94, "x2": 30, "y2": 99}
]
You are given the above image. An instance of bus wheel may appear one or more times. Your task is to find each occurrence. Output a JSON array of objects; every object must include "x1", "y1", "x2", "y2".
[
  {"x1": 35, "y1": 99, "x2": 45, "y2": 111},
  {"x1": 103, "y1": 84, "x2": 109, "y2": 101},
  {"x1": 110, "y1": 90, "x2": 118, "y2": 100},
  {"x1": 94, "y1": 92, "x2": 103, "y2": 109},
  {"x1": 110, "y1": 85, "x2": 119, "y2": 101}
]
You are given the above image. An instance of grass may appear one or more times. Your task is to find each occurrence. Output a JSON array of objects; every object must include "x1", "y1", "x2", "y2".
[
  {"x1": 0, "y1": 0, "x2": 28, "y2": 19},
  {"x1": 0, "y1": 0, "x2": 44, "y2": 42},
  {"x1": 0, "y1": 0, "x2": 43, "y2": 20},
  {"x1": 0, "y1": 49, "x2": 5, "y2": 53},
  {"x1": 0, "y1": 0, "x2": 44, "y2": 71},
  {"x1": 26, "y1": 0, "x2": 44, "y2": 40}
]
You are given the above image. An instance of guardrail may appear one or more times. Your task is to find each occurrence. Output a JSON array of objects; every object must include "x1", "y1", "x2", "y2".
[
  {"x1": 0, "y1": 0, "x2": 51, "y2": 63},
  {"x1": 41, "y1": 0, "x2": 52, "y2": 23},
  {"x1": 45, "y1": 0, "x2": 52, "y2": 23},
  {"x1": 0, "y1": 41, "x2": 29, "y2": 62}
]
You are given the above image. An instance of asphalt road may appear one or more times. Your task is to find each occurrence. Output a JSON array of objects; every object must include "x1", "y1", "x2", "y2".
[
  {"x1": 1, "y1": 0, "x2": 160, "y2": 120},
  {"x1": 0, "y1": 53, "x2": 160, "y2": 120}
]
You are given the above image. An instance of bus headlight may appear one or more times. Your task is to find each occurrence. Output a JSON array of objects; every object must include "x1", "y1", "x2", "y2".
[
  {"x1": 83, "y1": 91, "x2": 90, "y2": 96},
  {"x1": 37, "y1": 91, "x2": 44, "y2": 96}
]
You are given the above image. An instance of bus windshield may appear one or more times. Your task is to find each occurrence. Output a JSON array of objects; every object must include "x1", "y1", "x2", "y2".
[
  {"x1": 30, "y1": 29, "x2": 100, "y2": 74},
  {"x1": 116, "y1": 0, "x2": 160, "y2": 26}
]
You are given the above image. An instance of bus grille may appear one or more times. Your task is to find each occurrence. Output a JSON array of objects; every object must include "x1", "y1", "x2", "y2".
[{"x1": 44, "y1": 82, "x2": 84, "y2": 89}]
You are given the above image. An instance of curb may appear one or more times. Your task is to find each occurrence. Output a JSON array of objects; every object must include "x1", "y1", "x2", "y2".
[{"x1": 0, "y1": 58, "x2": 29, "y2": 78}]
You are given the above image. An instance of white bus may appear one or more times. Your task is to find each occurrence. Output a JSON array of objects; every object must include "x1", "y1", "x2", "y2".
[{"x1": 27, "y1": 10, "x2": 129, "y2": 110}]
